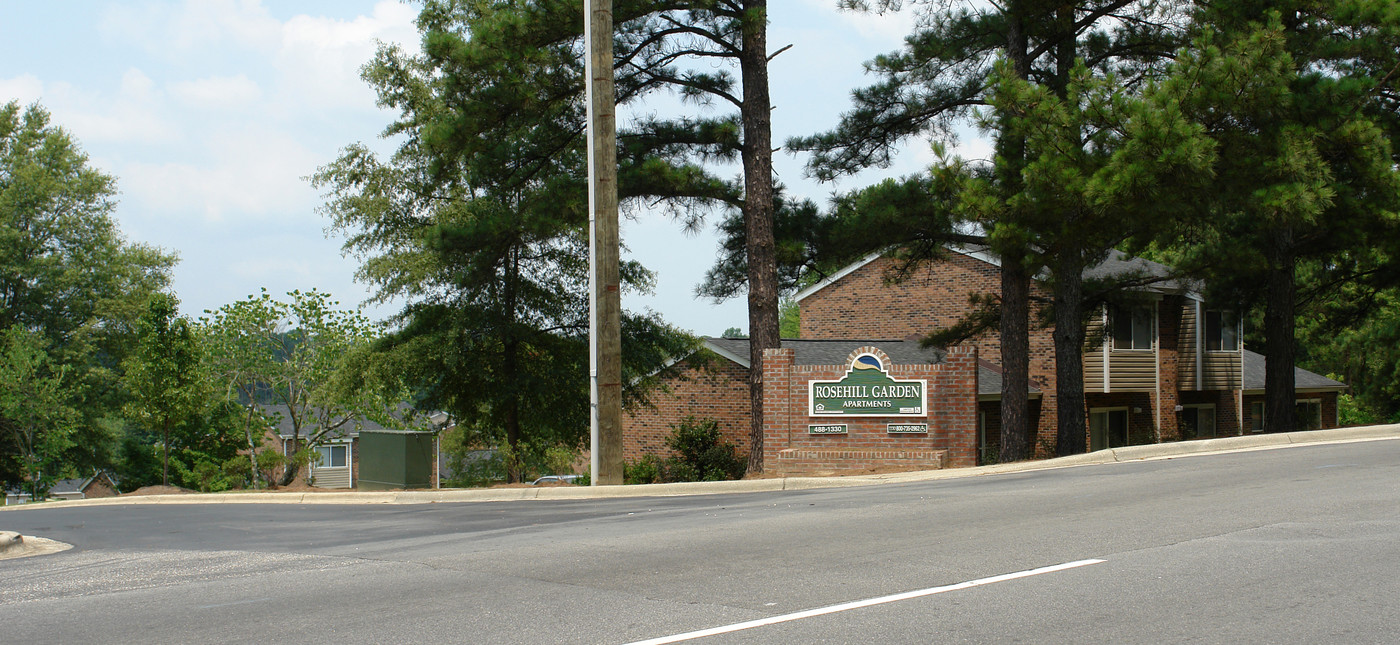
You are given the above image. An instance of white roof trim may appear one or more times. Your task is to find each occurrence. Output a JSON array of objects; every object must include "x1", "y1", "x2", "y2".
[
  {"x1": 794, "y1": 244, "x2": 1006, "y2": 303},
  {"x1": 791, "y1": 242, "x2": 1206, "y2": 305},
  {"x1": 793, "y1": 250, "x2": 884, "y2": 303},
  {"x1": 627, "y1": 338, "x2": 753, "y2": 387},
  {"x1": 1243, "y1": 387, "x2": 1347, "y2": 395}
]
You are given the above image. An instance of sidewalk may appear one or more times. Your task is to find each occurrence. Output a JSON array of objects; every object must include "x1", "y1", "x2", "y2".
[{"x1": 4, "y1": 424, "x2": 1397, "y2": 511}]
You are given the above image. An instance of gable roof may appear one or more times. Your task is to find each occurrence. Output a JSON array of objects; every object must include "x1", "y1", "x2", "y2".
[
  {"x1": 1242, "y1": 350, "x2": 1347, "y2": 392},
  {"x1": 704, "y1": 337, "x2": 945, "y2": 367},
  {"x1": 262, "y1": 403, "x2": 443, "y2": 440},
  {"x1": 794, "y1": 245, "x2": 1192, "y2": 303},
  {"x1": 701, "y1": 337, "x2": 1037, "y2": 397}
]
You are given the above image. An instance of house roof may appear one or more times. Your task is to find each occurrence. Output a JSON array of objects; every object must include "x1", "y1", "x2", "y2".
[
  {"x1": 705, "y1": 337, "x2": 945, "y2": 367},
  {"x1": 256, "y1": 402, "x2": 420, "y2": 436},
  {"x1": 1082, "y1": 249, "x2": 1190, "y2": 292},
  {"x1": 701, "y1": 337, "x2": 1034, "y2": 397},
  {"x1": 1242, "y1": 349, "x2": 1347, "y2": 392},
  {"x1": 46, "y1": 472, "x2": 114, "y2": 495},
  {"x1": 794, "y1": 245, "x2": 1193, "y2": 303},
  {"x1": 976, "y1": 359, "x2": 1043, "y2": 398}
]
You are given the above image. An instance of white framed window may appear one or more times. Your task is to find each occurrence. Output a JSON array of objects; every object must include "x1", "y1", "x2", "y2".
[
  {"x1": 1181, "y1": 404, "x2": 1216, "y2": 439},
  {"x1": 1112, "y1": 306, "x2": 1154, "y2": 350},
  {"x1": 1205, "y1": 310, "x2": 1240, "y2": 351},
  {"x1": 316, "y1": 444, "x2": 348, "y2": 468}
]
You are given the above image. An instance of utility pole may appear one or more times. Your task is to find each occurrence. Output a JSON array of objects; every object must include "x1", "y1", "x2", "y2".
[{"x1": 586, "y1": 0, "x2": 623, "y2": 485}]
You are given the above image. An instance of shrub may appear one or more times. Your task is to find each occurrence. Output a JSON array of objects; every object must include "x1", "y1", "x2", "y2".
[
  {"x1": 625, "y1": 455, "x2": 662, "y2": 484},
  {"x1": 662, "y1": 417, "x2": 746, "y2": 482}
]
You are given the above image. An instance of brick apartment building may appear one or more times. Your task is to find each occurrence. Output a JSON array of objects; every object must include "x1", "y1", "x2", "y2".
[{"x1": 622, "y1": 245, "x2": 1345, "y2": 474}]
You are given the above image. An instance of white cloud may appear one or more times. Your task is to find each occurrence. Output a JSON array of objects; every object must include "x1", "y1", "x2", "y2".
[
  {"x1": 6, "y1": 69, "x2": 180, "y2": 145},
  {"x1": 98, "y1": 1, "x2": 419, "y2": 116},
  {"x1": 120, "y1": 125, "x2": 321, "y2": 222},
  {"x1": 272, "y1": 1, "x2": 421, "y2": 111},
  {"x1": 790, "y1": 0, "x2": 913, "y2": 43},
  {"x1": 168, "y1": 74, "x2": 262, "y2": 109},
  {"x1": 0, "y1": 74, "x2": 44, "y2": 105},
  {"x1": 99, "y1": 0, "x2": 280, "y2": 57}
]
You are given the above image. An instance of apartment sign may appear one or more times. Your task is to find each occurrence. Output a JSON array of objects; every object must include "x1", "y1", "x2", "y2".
[{"x1": 809, "y1": 353, "x2": 928, "y2": 417}]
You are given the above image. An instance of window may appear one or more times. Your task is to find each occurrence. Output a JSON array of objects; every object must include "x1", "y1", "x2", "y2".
[
  {"x1": 1205, "y1": 310, "x2": 1240, "y2": 351},
  {"x1": 1181, "y1": 404, "x2": 1217, "y2": 440},
  {"x1": 316, "y1": 444, "x2": 348, "y2": 468},
  {"x1": 1251, "y1": 401, "x2": 1264, "y2": 432},
  {"x1": 1090, "y1": 408, "x2": 1130, "y2": 451},
  {"x1": 1112, "y1": 306, "x2": 1154, "y2": 350},
  {"x1": 1295, "y1": 399, "x2": 1322, "y2": 431}
]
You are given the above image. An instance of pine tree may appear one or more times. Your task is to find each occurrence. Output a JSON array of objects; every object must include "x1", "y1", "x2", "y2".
[{"x1": 790, "y1": 0, "x2": 1188, "y2": 458}]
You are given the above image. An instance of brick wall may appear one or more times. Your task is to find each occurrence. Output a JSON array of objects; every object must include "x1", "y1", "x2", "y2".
[
  {"x1": 761, "y1": 345, "x2": 979, "y2": 476},
  {"x1": 621, "y1": 354, "x2": 752, "y2": 463},
  {"x1": 1157, "y1": 297, "x2": 1183, "y2": 441},
  {"x1": 799, "y1": 253, "x2": 1060, "y2": 450}
]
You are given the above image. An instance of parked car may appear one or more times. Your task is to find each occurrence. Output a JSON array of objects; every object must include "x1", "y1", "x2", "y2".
[{"x1": 530, "y1": 475, "x2": 580, "y2": 485}]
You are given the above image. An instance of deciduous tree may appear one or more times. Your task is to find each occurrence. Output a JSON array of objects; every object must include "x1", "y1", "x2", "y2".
[
  {"x1": 0, "y1": 101, "x2": 176, "y2": 480},
  {"x1": 122, "y1": 293, "x2": 206, "y2": 487},
  {"x1": 0, "y1": 326, "x2": 77, "y2": 499}
]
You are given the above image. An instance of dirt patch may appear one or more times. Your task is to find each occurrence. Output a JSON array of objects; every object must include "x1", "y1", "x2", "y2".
[
  {"x1": 123, "y1": 485, "x2": 196, "y2": 496},
  {"x1": 270, "y1": 480, "x2": 331, "y2": 493}
]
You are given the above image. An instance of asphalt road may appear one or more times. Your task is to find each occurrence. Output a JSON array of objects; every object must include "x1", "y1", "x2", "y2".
[{"x1": 3, "y1": 440, "x2": 1398, "y2": 644}]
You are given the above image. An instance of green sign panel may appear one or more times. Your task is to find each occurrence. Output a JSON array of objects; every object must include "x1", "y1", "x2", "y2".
[
  {"x1": 808, "y1": 424, "x2": 848, "y2": 435},
  {"x1": 809, "y1": 353, "x2": 928, "y2": 417},
  {"x1": 887, "y1": 423, "x2": 929, "y2": 434}
]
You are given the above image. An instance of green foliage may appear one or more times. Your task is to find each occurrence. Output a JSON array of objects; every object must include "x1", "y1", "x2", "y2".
[
  {"x1": 624, "y1": 455, "x2": 663, "y2": 485},
  {"x1": 779, "y1": 299, "x2": 800, "y2": 339},
  {"x1": 1335, "y1": 394, "x2": 1380, "y2": 427},
  {"x1": 0, "y1": 101, "x2": 176, "y2": 487},
  {"x1": 1151, "y1": 6, "x2": 1400, "y2": 432},
  {"x1": 201, "y1": 289, "x2": 409, "y2": 487},
  {"x1": 0, "y1": 326, "x2": 79, "y2": 498},
  {"x1": 662, "y1": 417, "x2": 746, "y2": 482},
  {"x1": 313, "y1": 1, "x2": 713, "y2": 481},
  {"x1": 122, "y1": 292, "x2": 209, "y2": 486}
]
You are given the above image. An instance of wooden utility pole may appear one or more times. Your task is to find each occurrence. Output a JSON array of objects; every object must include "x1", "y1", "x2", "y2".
[{"x1": 585, "y1": 0, "x2": 623, "y2": 485}]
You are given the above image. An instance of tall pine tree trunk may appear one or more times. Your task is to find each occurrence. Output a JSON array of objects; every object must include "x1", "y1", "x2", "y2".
[
  {"x1": 997, "y1": 1, "x2": 1033, "y2": 462},
  {"x1": 503, "y1": 247, "x2": 524, "y2": 482},
  {"x1": 740, "y1": 0, "x2": 777, "y2": 475},
  {"x1": 1000, "y1": 259, "x2": 1032, "y2": 461},
  {"x1": 1053, "y1": 253, "x2": 1088, "y2": 455},
  {"x1": 1051, "y1": 8, "x2": 1087, "y2": 456},
  {"x1": 1263, "y1": 227, "x2": 1297, "y2": 433}
]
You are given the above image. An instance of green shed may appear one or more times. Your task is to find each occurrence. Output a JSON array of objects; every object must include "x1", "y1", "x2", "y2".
[{"x1": 358, "y1": 429, "x2": 437, "y2": 490}]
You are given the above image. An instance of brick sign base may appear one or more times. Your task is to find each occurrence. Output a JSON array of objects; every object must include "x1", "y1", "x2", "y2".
[{"x1": 762, "y1": 345, "x2": 979, "y2": 476}]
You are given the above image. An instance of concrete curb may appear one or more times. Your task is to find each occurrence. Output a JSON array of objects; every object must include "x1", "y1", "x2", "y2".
[
  {"x1": 3, "y1": 424, "x2": 1398, "y2": 511},
  {"x1": 0, "y1": 530, "x2": 22, "y2": 553}
]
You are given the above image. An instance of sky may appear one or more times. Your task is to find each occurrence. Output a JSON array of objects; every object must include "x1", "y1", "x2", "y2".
[{"x1": 1, "y1": 0, "x2": 984, "y2": 336}]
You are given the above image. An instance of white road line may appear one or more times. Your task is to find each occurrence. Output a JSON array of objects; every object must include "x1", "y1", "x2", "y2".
[{"x1": 623, "y1": 558, "x2": 1106, "y2": 645}]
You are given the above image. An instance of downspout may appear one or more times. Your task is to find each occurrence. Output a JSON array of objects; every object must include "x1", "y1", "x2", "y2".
[
  {"x1": 1103, "y1": 306, "x2": 1111, "y2": 393},
  {"x1": 1154, "y1": 302, "x2": 1161, "y2": 443},
  {"x1": 1237, "y1": 319, "x2": 1245, "y2": 435},
  {"x1": 1195, "y1": 300, "x2": 1203, "y2": 391}
]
